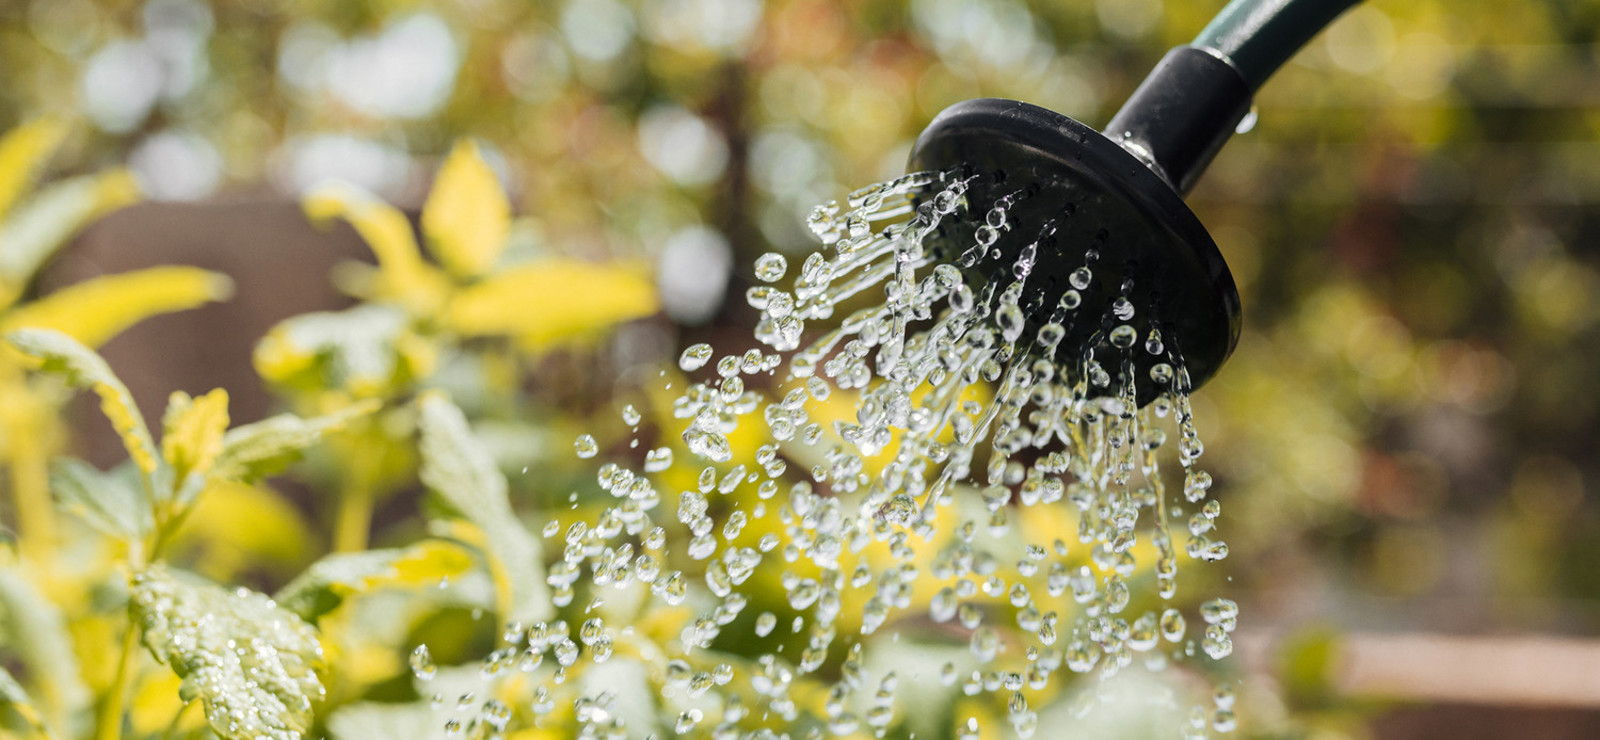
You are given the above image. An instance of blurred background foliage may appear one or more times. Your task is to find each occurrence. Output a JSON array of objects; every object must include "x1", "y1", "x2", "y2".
[{"x1": 0, "y1": 0, "x2": 1598, "y2": 738}]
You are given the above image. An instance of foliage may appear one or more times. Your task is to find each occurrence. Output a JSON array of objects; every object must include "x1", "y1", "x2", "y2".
[{"x1": 0, "y1": 1, "x2": 1596, "y2": 738}]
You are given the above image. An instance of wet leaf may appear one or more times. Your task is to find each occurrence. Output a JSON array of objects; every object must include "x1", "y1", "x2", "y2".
[
  {"x1": 48, "y1": 459, "x2": 151, "y2": 542},
  {"x1": 130, "y1": 565, "x2": 324, "y2": 740},
  {"x1": 1, "y1": 267, "x2": 233, "y2": 349},
  {"x1": 422, "y1": 139, "x2": 510, "y2": 279},
  {"x1": 274, "y1": 540, "x2": 474, "y2": 622},
  {"x1": 208, "y1": 401, "x2": 380, "y2": 491},
  {"x1": 417, "y1": 393, "x2": 551, "y2": 623},
  {"x1": 445, "y1": 260, "x2": 658, "y2": 349},
  {"x1": 6, "y1": 329, "x2": 158, "y2": 477}
]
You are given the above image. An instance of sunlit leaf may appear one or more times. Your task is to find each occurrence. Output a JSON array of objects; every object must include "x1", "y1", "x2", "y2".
[
  {"x1": 5, "y1": 328, "x2": 158, "y2": 477},
  {"x1": 417, "y1": 392, "x2": 552, "y2": 623},
  {"x1": 0, "y1": 117, "x2": 68, "y2": 224},
  {"x1": 253, "y1": 304, "x2": 424, "y2": 396},
  {"x1": 48, "y1": 459, "x2": 151, "y2": 542},
  {"x1": 303, "y1": 183, "x2": 449, "y2": 313},
  {"x1": 422, "y1": 140, "x2": 510, "y2": 279},
  {"x1": 130, "y1": 565, "x2": 323, "y2": 740},
  {"x1": 326, "y1": 701, "x2": 434, "y2": 740},
  {"x1": 0, "y1": 568, "x2": 90, "y2": 738},
  {"x1": 275, "y1": 540, "x2": 474, "y2": 622},
  {"x1": 170, "y1": 481, "x2": 315, "y2": 582},
  {"x1": 1, "y1": 267, "x2": 233, "y2": 349},
  {"x1": 445, "y1": 260, "x2": 658, "y2": 349},
  {"x1": 0, "y1": 170, "x2": 140, "y2": 308},
  {"x1": 207, "y1": 401, "x2": 380, "y2": 491},
  {"x1": 161, "y1": 388, "x2": 230, "y2": 492}
]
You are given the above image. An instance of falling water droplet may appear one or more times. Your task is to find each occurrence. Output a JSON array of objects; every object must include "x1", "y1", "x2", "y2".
[
  {"x1": 573, "y1": 434, "x2": 598, "y2": 459},
  {"x1": 679, "y1": 343, "x2": 714, "y2": 371}
]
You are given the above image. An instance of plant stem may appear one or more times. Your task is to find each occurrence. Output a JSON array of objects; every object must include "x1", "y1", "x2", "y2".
[
  {"x1": 333, "y1": 482, "x2": 374, "y2": 552},
  {"x1": 160, "y1": 699, "x2": 197, "y2": 740},
  {"x1": 95, "y1": 618, "x2": 140, "y2": 740},
  {"x1": 332, "y1": 424, "x2": 382, "y2": 552}
]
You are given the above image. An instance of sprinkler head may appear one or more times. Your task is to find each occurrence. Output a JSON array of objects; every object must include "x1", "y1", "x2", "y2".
[{"x1": 908, "y1": 96, "x2": 1242, "y2": 404}]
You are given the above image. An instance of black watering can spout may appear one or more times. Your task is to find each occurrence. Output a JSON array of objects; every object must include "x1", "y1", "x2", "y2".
[
  {"x1": 1107, "y1": 0, "x2": 1363, "y2": 194},
  {"x1": 905, "y1": 0, "x2": 1360, "y2": 400}
]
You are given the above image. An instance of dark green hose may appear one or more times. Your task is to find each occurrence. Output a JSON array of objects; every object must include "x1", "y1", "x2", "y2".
[{"x1": 1191, "y1": 0, "x2": 1362, "y2": 91}]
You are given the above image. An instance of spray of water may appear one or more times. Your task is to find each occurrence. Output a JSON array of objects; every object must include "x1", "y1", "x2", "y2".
[{"x1": 415, "y1": 170, "x2": 1240, "y2": 739}]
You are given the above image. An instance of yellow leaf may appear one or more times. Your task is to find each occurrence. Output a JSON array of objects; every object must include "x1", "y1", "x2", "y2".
[
  {"x1": 1, "y1": 266, "x2": 232, "y2": 349},
  {"x1": 304, "y1": 184, "x2": 449, "y2": 313},
  {"x1": 169, "y1": 480, "x2": 315, "y2": 582},
  {"x1": 422, "y1": 140, "x2": 511, "y2": 279},
  {"x1": 161, "y1": 388, "x2": 229, "y2": 484},
  {"x1": 0, "y1": 117, "x2": 68, "y2": 223},
  {"x1": 445, "y1": 261, "x2": 658, "y2": 349},
  {"x1": 128, "y1": 671, "x2": 201, "y2": 738}
]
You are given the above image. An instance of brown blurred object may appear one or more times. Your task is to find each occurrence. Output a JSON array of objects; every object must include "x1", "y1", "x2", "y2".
[{"x1": 38, "y1": 199, "x2": 368, "y2": 469}]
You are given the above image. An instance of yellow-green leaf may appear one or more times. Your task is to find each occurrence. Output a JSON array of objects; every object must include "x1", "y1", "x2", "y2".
[
  {"x1": 274, "y1": 540, "x2": 474, "y2": 622},
  {"x1": 326, "y1": 702, "x2": 434, "y2": 740},
  {"x1": 0, "y1": 663, "x2": 50, "y2": 739},
  {"x1": 48, "y1": 459, "x2": 152, "y2": 542},
  {"x1": 208, "y1": 401, "x2": 380, "y2": 488},
  {"x1": 0, "y1": 568, "x2": 89, "y2": 739},
  {"x1": 1, "y1": 267, "x2": 233, "y2": 349},
  {"x1": 417, "y1": 393, "x2": 551, "y2": 624},
  {"x1": 130, "y1": 564, "x2": 323, "y2": 740},
  {"x1": 5, "y1": 329, "x2": 158, "y2": 477},
  {"x1": 160, "y1": 388, "x2": 230, "y2": 487},
  {"x1": 445, "y1": 260, "x2": 658, "y2": 349},
  {"x1": 0, "y1": 170, "x2": 140, "y2": 308},
  {"x1": 304, "y1": 184, "x2": 449, "y2": 313},
  {"x1": 422, "y1": 140, "x2": 510, "y2": 279},
  {"x1": 0, "y1": 117, "x2": 68, "y2": 224},
  {"x1": 252, "y1": 304, "x2": 420, "y2": 396},
  {"x1": 169, "y1": 480, "x2": 315, "y2": 582}
]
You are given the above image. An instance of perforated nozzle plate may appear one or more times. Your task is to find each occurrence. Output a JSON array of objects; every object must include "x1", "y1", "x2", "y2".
[{"x1": 908, "y1": 98, "x2": 1242, "y2": 404}]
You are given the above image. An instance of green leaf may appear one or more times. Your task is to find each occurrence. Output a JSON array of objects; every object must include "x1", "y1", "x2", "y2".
[
  {"x1": 6, "y1": 328, "x2": 159, "y2": 478},
  {"x1": 326, "y1": 701, "x2": 435, "y2": 740},
  {"x1": 48, "y1": 459, "x2": 152, "y2": 542},
  {"x1": 0, "y1": 568, "x2": 89, "y2": 738},
  {"x1": 274, "y1": 540, "x2": 474, "y2": 623},
  {"x1": 252, "y1": 304, "x2": 424, "y2": 395},
  {"x1": 417, "y1": 393, "x2": 551, "y2": 623},
  {"x1": 208, "y1": 401, "x2": 380, "y2": 491},
  {"x1": 130, "y1": 564, "x2": 324, "y2": 740}
]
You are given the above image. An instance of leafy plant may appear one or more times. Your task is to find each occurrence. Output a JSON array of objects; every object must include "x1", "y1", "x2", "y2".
[
  {"x1": 0, "y1": 119, "x2": 231, "y2": 562},
  {"x1": 3, "y1": 329, "x2": 377, "y2": 740}
]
